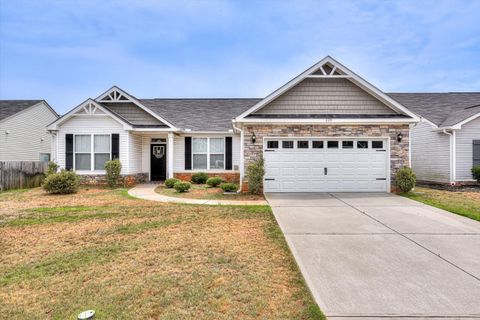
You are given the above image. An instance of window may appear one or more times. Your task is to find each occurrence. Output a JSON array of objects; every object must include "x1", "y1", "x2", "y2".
[
  {"x1": 39, "y1": 153, "x2": 50, "y2": 162},
  {"x1": 75, "y1": 135, "x2": 91, "y2": 170},
  {"x1": 342, "y1": 141, "x2": 354, "y2": 149},
  {"x1": 312, "y1": 141, "x2": 324, "y2": 149},
  {"x1": 327, "y1": 141, "x2": 339, "y2": 149},
  {"x1": 192, "y1": 137, "x2": 225, "y2": 170},
  {"x1": 297, "y1": 141, "x2": 309, "y2": 149},
  {"x1": 282, "y1": 141, "x2": 294, "y2": 149},
  {"x1": 209, "y1": 138, "x2": 225, "y2": 169},
  {"x1": 192, "y1": 138, "x2": 208, "y2": 169},
  {"x1": 357, "y1": 141, "x2": 368, "y2": 149},
  {"x1": 267, "y1": 141, "x2": 279, "y2": 149},
  {"x1": 74, "y1": 134, "x2": 111, "y2": 171},
  {"x1": 94, "y1": 135, "x2": 110, "y2": 170},
  {"x1": 372, "y1": 141, "x2": 384, "y2": 149}
]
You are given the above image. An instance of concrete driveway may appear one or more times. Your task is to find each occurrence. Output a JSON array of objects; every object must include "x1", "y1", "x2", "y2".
[{"x1": 266, "y1": 193, "x2": 480, "y2": 319}]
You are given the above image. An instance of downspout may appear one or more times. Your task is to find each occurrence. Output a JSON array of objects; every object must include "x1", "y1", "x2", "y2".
[
  {"x1": 232, "y1": 120, "x2": 244, "y2": 193},
  {"x1": 443, "y1": 129, "x2": 456, "y2": 184}
]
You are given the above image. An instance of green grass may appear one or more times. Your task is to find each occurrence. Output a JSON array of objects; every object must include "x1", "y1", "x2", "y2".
[{"x1": 403, "y1": 187, "x2": 480, "y2": 221}]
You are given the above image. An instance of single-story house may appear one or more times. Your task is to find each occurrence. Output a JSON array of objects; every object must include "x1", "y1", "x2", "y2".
[
  {"x1": 389, "y1": 93, "x2": 480, "y2": 185},
  {"x1": 47, "y1": 56, "x2": 423, "y2": 192},
  {"x1": 1, "y1": 100, "x2": 58, "y2": 161}
]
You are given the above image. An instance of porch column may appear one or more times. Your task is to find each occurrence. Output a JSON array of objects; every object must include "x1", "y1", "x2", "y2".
[{"x1": 167, "y1": 132, "x2": 174, "y2": 178}]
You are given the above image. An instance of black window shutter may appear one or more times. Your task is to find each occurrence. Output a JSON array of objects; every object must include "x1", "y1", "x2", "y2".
[
  {"x1": 111, "y1": 134, "x2": 120, "y2": 159},
  {"x1": 65, "y1": 134, "x2": 73, "y2": 170},
  {"x1": 185, "y1": 137, "x2": 192, "y2": 170},
  {"x1": 225, "y1": 137, "x2": 232, "y2": 170},
  {"x1": 474, "y1": 140, "x2": 480, "y2": 166}
]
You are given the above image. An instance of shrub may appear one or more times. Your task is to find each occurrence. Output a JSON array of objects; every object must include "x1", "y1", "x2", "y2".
[
  {"x1": 472, "y1": 165, "x2": 480, "y2": 183},
  {"x1": 206, "y1": 177, "x2": 222, "y2": 187},
  {"x1": 191, "y1": 172, "x2": 208, "y2": 184},
  {"x1": 104, "y1": 159, "x2": 122, "y2": 188},
  {"x1": 246, "y1": 157, "x2": 265, "y2": 194},
  {"x1": 174, "y1": 181, "x2": 191, "y2": 192},
  {"x1": 42, "y1": 170, "x2": 80, "y2": 194},
  {"x1": 395, "y1": 167, "x2": 416, "y2": 193},
  {"x1": 220, "y1": 182, "x2": 237, "y2": 193},
  {"x1": 165, "y1": 178, "x2": 180, "y2": 188},
  {"x1": 46, "y1": 161, "x2": 59, "y2": 176}
]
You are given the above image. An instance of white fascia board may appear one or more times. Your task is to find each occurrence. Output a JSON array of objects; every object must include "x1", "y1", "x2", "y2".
[
  {"x1": 130, "y1": 128, "x2": 179, "y2": 132},
  {"x1": 235, "y1": 118, "x2": 418, "y2": 125},
  {"x1": 445, "y1": 111, "x2": 480, "y2": 130},
  {"x1": 235, "y1": 56, "x2": 420, "y2": 122},
  {"x1": 47, "y1": 98, "x2": 133, "y2": 131},
  {"x1": 95, "y1": 86, "x2": 179, "y2": 130}
]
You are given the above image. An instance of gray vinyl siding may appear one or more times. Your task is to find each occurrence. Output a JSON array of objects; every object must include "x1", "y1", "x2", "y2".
[
  {"x1": 455, "y1": 116, "x2": 480, "y2": 181},
  {"x1": 255, "y1": 78, "x2": 397, "y2": 115},
  {"x1": 0, "y1": 102, "x2": 58, "y2": 161},
  {"x1": 411, "y1": 121, "x2": 451, "y2": 183}
]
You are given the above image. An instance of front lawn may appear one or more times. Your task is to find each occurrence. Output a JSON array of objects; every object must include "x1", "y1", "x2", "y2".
[
  {"x1": 156, "y1": 184, "x2": 265, "y2": 201},
  {"x1": 0, "y1": 187, "x2": 323, "y2": 319},
  {"x1": 402, "y1": 187, "x2": 480, "y2": 221}
]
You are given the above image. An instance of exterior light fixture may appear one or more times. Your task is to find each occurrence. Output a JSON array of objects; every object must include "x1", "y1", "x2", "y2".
[
  {"x1": 397, "y1": 133, "x2": 403, "y2": 142},
  {"x1": 251, "y1": 133, "x2": 257, "y2": 143}
]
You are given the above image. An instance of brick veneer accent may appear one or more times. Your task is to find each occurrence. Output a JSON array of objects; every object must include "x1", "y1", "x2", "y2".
[
  {"x1": 243, "y1": 124, "x2": 409, "y2": 190},
  {"x1": 174, "y1": 172, "x2": 240, "y2": 183}
]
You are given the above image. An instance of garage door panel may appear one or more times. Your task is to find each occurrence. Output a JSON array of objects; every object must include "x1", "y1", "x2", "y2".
[{"x1": 264, "y1": 139, "x2": 388, "y2": 192}]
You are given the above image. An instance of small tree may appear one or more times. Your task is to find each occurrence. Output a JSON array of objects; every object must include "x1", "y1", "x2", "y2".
[
  {"x1": 472, "y1": 165, "x2": 480, "y2": 183},
  {"x1": 246, "y1": 157, "x2": 265, "y2": 195},
  {"x1": 46, "y1": 161, "x2": 59, "y2": 176},
  {"x1": 395, "y1": 167, "x2": 416, "y2": 193},
  {"x1": 104, "y1": 159, "x2": 122, "y2": 188}
]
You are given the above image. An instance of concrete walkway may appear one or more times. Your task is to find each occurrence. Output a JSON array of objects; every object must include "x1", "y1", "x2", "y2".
[
  {"x1": 266, "y1": 192, "x2": 480, "y2": 319},
  {"x1": 128, "y1": 184, "x2": 268, "y2": 206}
]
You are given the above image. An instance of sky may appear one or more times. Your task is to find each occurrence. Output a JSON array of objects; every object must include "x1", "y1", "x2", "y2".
[{"x1": 0, "y1": 0, "x2": 479, "y2": 114}]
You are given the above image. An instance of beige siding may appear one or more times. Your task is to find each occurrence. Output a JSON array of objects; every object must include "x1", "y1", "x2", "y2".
[
  {"x1": 455, "y1": 116, "x2": 480, "y2": 181},
  {"x1": 411, "y1": 121, "x2": 451, "y2": 183},
  {"x1": 55, "y1": 116, "x2": 130, "y2": 174},
  {"x1": 255, "y1": 78, "x2": 396, "y2": 115},
  {"x1": 0, "y1": 102, "x2": 58, "y2": 161}
]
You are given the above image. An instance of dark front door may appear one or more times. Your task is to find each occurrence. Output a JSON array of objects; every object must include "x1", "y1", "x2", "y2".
[{"x1": 151, "y1": 144, "x2": 167, "y2": 181}]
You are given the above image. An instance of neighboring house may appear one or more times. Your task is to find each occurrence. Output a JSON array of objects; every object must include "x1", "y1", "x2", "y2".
[
  {"x1": 0, "y1": 100, "x2": 58, "y2": 161},
  {"x1": 389, "y1": 93, "x2": 480, "y2": 185},
  {"x1": 47, "y1": 56, "x2": 420, "y2": 192}
]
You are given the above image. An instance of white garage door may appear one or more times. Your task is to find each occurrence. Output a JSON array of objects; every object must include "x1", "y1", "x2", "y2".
[{"x1": 264, "y1": 138, "x2": 389, "y2": 192}]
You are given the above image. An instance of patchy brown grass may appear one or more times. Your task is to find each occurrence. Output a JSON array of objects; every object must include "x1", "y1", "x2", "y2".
[
  {"x1": 156, "y1": 184, "x2": 265, "y2": 201},
  {"x1": 0, "y1": 187, "x2": 323, "y2": 320}
]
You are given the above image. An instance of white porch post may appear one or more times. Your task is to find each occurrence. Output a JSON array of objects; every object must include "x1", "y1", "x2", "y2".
[{"x1": 167, "y1": 132, "x2": 174, "y2": 178}]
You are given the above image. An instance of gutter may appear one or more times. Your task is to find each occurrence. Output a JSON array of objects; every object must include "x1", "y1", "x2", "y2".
[
  {"x1": 442, "y1": 129, "x2": 456, "y2": 184},
  {"x1": 232, "y1": 120, "x2": 244, "y2": 193}
]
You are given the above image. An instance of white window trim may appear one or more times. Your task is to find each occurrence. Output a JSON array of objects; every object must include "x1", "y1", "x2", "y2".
[
  {"x1": 191, "y1": 137, "x2": 226, "y2": 171},
  {"x1": 73, "y1": 134, "x2": 111, "y2": 172}
]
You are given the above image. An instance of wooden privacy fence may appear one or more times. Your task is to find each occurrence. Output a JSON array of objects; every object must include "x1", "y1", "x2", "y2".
[{"x1": 0, "y1": 161, "x2": 48, "y2": 191}]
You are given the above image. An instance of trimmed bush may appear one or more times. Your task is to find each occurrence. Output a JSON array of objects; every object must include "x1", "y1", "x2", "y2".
[
  {"x1": 174, "y1": 181, "x2": 191, "y2": 192},
  {"x1": 206, "y1": 177, "x2": 222, "y2": 187},
  {"x1": 191, "y1": 172, "x2": 208, "y2": 184},
  {"x1": 165, "y1": 178, "x2": 180, "y2": 188},
  {"x1": 42, "y1": 170, "x2": 80, "y2": 194},
  {"x1": 472, "y1": 165, "x2": 480, "y2": 183},
  {"x1": 105, "y1": 159, "x2": 122, "y2": 188},
  {"x1": 46, "y1": 161, "x2": 59, "y2": 176},
  {"x1": 246, "y1": 157, "x2": 265, "y2": 194},
  {"x1": 220, "y1": 182, "x2": 237, "y2": 193},
  {"x1": 395, "y1": 167, "x2": 416, "y2": 193}
]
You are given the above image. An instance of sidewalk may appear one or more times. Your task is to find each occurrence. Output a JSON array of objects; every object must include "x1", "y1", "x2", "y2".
[{"x1": 128, "y1": 184, "x2": 268, "y2": 206}]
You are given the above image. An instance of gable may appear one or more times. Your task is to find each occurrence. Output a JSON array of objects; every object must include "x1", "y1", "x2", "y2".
[
  {"x1": 254, "y1": 78, "x2": 397, "y2": 115},
  {"x1": 236, "y1": 56, "x2": 419, "y2": 122},
  {"x1": 100, "y1": 102, "x2": 169, "y2": 127}
]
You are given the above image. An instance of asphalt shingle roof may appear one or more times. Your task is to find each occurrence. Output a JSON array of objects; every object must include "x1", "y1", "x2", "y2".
[
  {"x1": 388, "y1": 93, "x2": 480, "y2": 127},
  {"x1": 100, "y1": 102, "x2": 168, "y2": 127},
  {"x1": 139, "y1": 98, "x2": 261, "y2": 131},
  {"x1": 0, "y1": 100, "x2": 43, "y2": 122}
]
